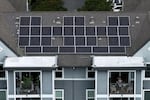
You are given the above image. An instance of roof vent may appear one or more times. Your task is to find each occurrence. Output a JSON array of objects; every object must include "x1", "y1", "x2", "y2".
[
  {"x1": 53, "y1": 17, "x2": 61, "y2": 24},
  {"x1": 89, "y1": 16, "x2": 95, "y2": 24},
  {"x1": 135, "y1": 16, "x2": 140, "y2": 24}
]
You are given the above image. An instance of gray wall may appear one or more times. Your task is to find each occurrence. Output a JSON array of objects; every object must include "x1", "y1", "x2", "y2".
[
  {"x1": 97, "y1": 98, "x2": 107, "y2": 100},
  {"x1": 97, "y1": 70, "x2": 107, "y2": 94},
  {"x1": 42, "y1": 98, "x2": 53, "y2": 100},
  {"x1": 55, "y1": 80, "x2": 94, "y2": 100},
  {"x1": 42, "y1": 71, "x2": 53, "y2": 94},
  {"x1": 64, "y1": 67, "x2": 86, "y2": 78},
  {"x1": 8, "y1": 71, "x2": 14, "y2": 94},
  {"x1": 0, "y1": 80, "x2": 7, "y2": 89},
  {"x1": 143, "y1": 80, "x2": 150, "y2": 89},
  {"x1": 136, "y1": 70, "x2": 141, "y2": 94}
]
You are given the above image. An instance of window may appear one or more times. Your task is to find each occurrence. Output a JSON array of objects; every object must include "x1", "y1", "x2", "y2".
[
  {"x1": 144, "y1": 91, "x2": 150, "y2": 100},
  {"x1": 0, "y1": 91, "x2": 6, "y2": 100},
  {"x1": 109, "y1": 72, "x2": 135, "y2": 94},
  {"x1": 87, "y1": 67, "x2": 95, "y2": 78},
  {"x1": 86, "y1": 89, "x2": 95, "y2": 100},
  {"x1": 145, "y1": 64, "x2": 150, "y2": 78},
  {"x1": 55, "y1": 67, "x2": 63, "y2": 78},
  {"x1": 109, "y1": 98, "x2": 134, "y2": 100},
  {"x1": 55, "y1": 89, "x2": 64, "y2": 100},
  {"x1": 0, "y1": 66, "x2": 5, "y2": 78},
  {"x1": 15, "y1": 72, "x2": 41, "y2": 95}
]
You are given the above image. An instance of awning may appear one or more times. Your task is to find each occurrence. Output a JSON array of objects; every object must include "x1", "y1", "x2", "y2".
[
  {"x1": 92, "y1": 56, "x2": 145, "y2": 69},
  {"x1": 4, "y1": 56, "x2": 57, "y2": 69}
]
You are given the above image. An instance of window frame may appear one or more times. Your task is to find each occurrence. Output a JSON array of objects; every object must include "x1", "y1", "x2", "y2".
[
  {"x1": 86, "y1": 67, "x2": 95, "y2": 79},
  {"x1": 55, "y1": 68, "x2": 64, "y2": 79},
  {"x1": 55, "y1": 89, "x2": 64, "y2": 100}
]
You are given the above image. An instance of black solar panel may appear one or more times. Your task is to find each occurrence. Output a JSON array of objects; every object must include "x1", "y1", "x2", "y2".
[
  {"x1": 86, "y1": 27, "x2": 95, "y2": 35},
  {"x1": 60, "y1": 47, "x2": 74, "y2": 53},
  {"x1": 75, "y1": 27, "x2": 84, "y2": 35},
  {"x1": 31, "y1": 17, "x2": 41, "y2": 25},
  {"x1": 53, "y1": 27, "x2": 62, "y2": 35},
  {"x1": 64, "y1": 27, "x2": 73, "y2": 35},
  {"x1": 30, "y1": 37, "x2": 40, "y2": 45},
  {"x1": 20, "y1": 17, "x2": 30, "y2": 25},
  {"x1": 75, "y1": 37, "x2": 85, "y2": 45},
  {"x1": 97, "y1": 27, "x2": 106, "y2": 35},
  {"x1": 87, "y1": 37, "x2": 96, "y2": 45},
  {"x1": 19, "y1": 37, "x2": 29, "y2": 46},
  {"x1": 108, "y1": 27, "x2": 118, "y2": 35},
  {"x1": 26, "y1": 47, "x2": 41, "y2": 53},
  {"x1": 64, "y1": 17, "x2": 73, "y2": 25},
  {"x1": 41, "y1": 37, "x2": 51, "y2": 46},
  {"x1": 119, "y1": 17, "x2": 129, "y2": 25},
  {"x1": 109, "y1": 37, "x2": 119, "y2": 46},
  {"x1": 119, "y1": 27, "x2": 129, "y2": 35},
  {"x1": 43, "y1": 47, "x2": 58, "y2": 53},
  {"x1": 42, "y1": 27, "x2": 51, "y2": 35},
  {"x1": 64, "y1": 37, "x2": 74, "y2": 45},
  {"x1": 20, "y1": 27, "x2": 29, "y2": 35},
  {"x1": 76, "y1": 47, "x2": 91, "y2": 53},
  {"x1": 110, "y1": 47, "x2": 125, "y2": 53},
  {"x1": 93, "y1": 47, "x2": 108, "y2": 53},
  {"x1": 75, "y1": 17, "x2": 84, "y2": 25},
  {"x1": 120, "y1": 37, "x2": 130, "y2": 46},
  {"x1": 108, "y1": 17, "x2": 118, "y2": 26},
  {"x1": 31, "y1": 27, "x2": 40, "y2": 35}
]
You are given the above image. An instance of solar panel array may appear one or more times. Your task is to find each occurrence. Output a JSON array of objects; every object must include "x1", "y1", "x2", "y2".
[{"x1": 18, "y1": 16, "x2": 131, "y2": 54}]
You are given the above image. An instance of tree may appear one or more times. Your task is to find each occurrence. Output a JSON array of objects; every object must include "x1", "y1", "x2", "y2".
[
  {"x1": 78, "y1": 0, "x2": 112, "y2": 11},
  {"x1": 31, "y1": 0, "x2": 67, "y2": 11}
]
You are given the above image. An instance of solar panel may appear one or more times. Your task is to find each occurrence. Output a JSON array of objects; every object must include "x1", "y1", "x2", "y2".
[
  {"x1": 93, "y1": 47, "x2": 108, "y2": 53},
  {"x1": 64, "y1": 27, "x2": 73, "y2": 35},
  {"x1": 20, "y1": 27, "x2": 29, "y2": 35},
  {"x1": 109, "y1": 37, "x2": 119, "y2": 46},
  {"x1": 97, "y1": 27, "x2": 106, "y2": 35},
  {"x1": 30, "y1": 37, "x2": 40, "y2": 45},
  {"x1": 19, "y1": 37, "x2": 29, "y2": 46},
  {"x1": 20, "y1": 17, "x2": 30, "y2": 25},
  {"x1": 51, "y1": 37, "x2": 63, "y2": 46},
  {"x1": 64, "y1": 37, "x2": 74, "y2": 45},
  {"x1": 97, "y1": 37, "x2": 108, "y2": 46},
  {"x1": 42, "y1": 27, "x2": 51, "y2": 35},
  {"x1": 64, "y1": 17, "x2": 73, "y2": 25},
  {"x1": 87, "y1": 37, "x2": 96, "y2": 45},
  {"x1": 59, "y1": 47, "x2": 74, "y2": 53},
  {"x1": 75, "y1": 37, "x2": 85, "y2": 45},
  {"x1": 41, "y1": 37, "x2": 51, "y2": 46},
  {"x1": 53, "y1": 27, "x2": 62, "y2": 35},
  {"x1": 110, "y1": 47, "x2": 125, "y2": 53},
  {"x1": 86, "y1": 27, "x2": 95, "y2": 35},
  {"x1": 75, "y1": 17, "x2": 84, "y2": 25},
  {"x1": 43, "y1": 47, "x2": 58, "y2": 53},
  {"x1": 76, "y1": 47, "x2": 91, "y2": 53},
  {"x1": 31, "y1": 17, "x2": 41, "y2": 25},
  {"x1": 108, "y1": 17, "x2": 118, "y2": 26},
  {"x1": 75, "y1": 27, "x2": 84, "y2": 35},
  {"x1": 119, "y1": 17, "x2": 129, "y2": 25},
  {"x1": 108, "y1": 27, "x2": 118, "y2": 35},
  {"x1": 31, "y1": 27, "x2": 40, "y2": 35},
  {"x1": 119, "y1": 27, "x2": 129, "y2": 35},
  {"x1": 26, "y1": 47, "x2": 41, "y2": 53},
  {"x1": 120, "y1": 37, "x2": 130, "y2": 46}
]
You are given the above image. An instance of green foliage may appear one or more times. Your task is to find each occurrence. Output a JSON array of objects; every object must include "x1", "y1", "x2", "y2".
[
  {"x1": 30, "y1": 0, "x2": 67, "y2": 11},
  {"x1": 78, "y1": 0, "x2": 112, "y2": 11},
  {"x1": 22, "y1": 77, "x2": 32, "y2": 89}
]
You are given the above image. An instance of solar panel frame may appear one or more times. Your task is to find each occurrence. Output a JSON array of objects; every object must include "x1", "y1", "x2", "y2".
[
  {"x1": 30, "y1": 37, "x2": 41, "y2": 46},
  {"x1": 120, "y1": 36, "x2": 131, "y2": 47},
  {"x1": 64, "y1": 26, "x2": 74, "y2": 35},
  {"x1": 109, "y1": 47, "x2": 126, "y2": 54},
  {"x1": 63, "y1": 16, "x2": 74, "y2": 25},
  {"x1": 64, "y1": 37, "x2": 74, "y2": 46},
  {"x1": 19, "y1": 36, "x2": 29, "y2": 46},
  {"x1": 86, "y1": 26, "x2": 96, "y2": 36},
  {"x1": 19, "y1": 27, "x2": 30, "y2": 35},
  {"x1": 109, "y1": 37, "x2": 119, "y2": 46},
  {"x1": 75, "y1": 37, "x2": 85, "y2": 46},
  {"x1": 25, "y1": 47, "x2": 41, "y2": 54},
  {"x1": 76, "y1": 47, "x2": 91, "y2": 53},
  {"x1": 97, "y1": 26, "x2": 107, "y2": 36},
  {"x1": 93, "y1": 47, "x2": 109, "y2": 53},
  {"x1": 108, "y1": 27, "x2": 118, "y2": 35},
  {"x1": 41, "y1": 37, "x2": 51, "y2": 46},
  {"x1": 20, "y1": 16, "x2": 30, "y2": 26},
  {"x1": 118, "y1": 27, "x2": 129, "y2": 36},
  {"x1": 75, "y1": 26, "x2": 85, "y2": 35},
  {"x1": 31, "y1": 27, "x2": 41, "y2": 35},
  {"x1": 42, "y1": 27, "x2": 51, "y2": 36},
  {"x1": 43, "y1": 46, "x2": 58, "y2": 53},
  {"x1": 108, "y1": 16, "x2": 119, "y2": 26},
  {"x1": 87, "y1": 37, "x2": 97, "y2": 46},
  {"x1": 31, "y1": 16, "x2": 41, "y2": 26},
  {"x1": 53, "y1": 26, "x2": 62, "y2": 36},
  {"x1": 59, "y1": 46, "x2": 75, "y2": 53},
  {"x1": 119, "y1": 16, "x2": 130, "y2": 26},
  {"x1": 75, "y1": 16, "x2": 85, "y2": 26}
]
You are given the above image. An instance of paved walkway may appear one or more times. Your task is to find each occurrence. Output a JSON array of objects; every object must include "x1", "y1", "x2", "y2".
[
  {"x1": 63, "y1": 0, "x2": 85, "y2": 11},
  {"x1": 0, "y1": 0, "x2": 15, "y2": 12}
]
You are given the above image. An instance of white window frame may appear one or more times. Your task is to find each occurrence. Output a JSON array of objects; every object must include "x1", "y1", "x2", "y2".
[
  {"x1": 86, "y1": 67, "x2": 95, "y2": 79},
  {"x1": 86, "y1": 89, "x2": 95, "y2": 100},
  {"x1": 0, "y1": 89, "x2": 7, "y2": 100},
  {"x1": 55, "y1": 89, "x2": 64, "y2": 100},
  {"x1": 144, "y1": 63, "x2": 150, "y2": 80},
  {"x1": 55, "y1": 68, "x2": 64, "y2": 79},
  {"x1": 108, "y1": 70, "x2": 136, "y2": 98},
  {"x1": 12, "y1": 70, "x2": 42, "y2": 99},
  {"x1": 143, "y1": 89, "x2": 150, "y2": 100}
]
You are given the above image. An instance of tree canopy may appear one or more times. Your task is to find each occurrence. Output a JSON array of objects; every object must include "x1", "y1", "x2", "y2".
[
  {"x1": 30, "y1": 0, "x2": 67, "y2": 11},
  {"x1": 78, "y1": 0, "x2": 112, "y2": 11}
]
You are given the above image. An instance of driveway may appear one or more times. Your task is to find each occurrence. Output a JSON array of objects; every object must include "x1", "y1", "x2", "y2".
[{"x1": 63, "y1": 0, "x2": 85, "y2": 11}]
